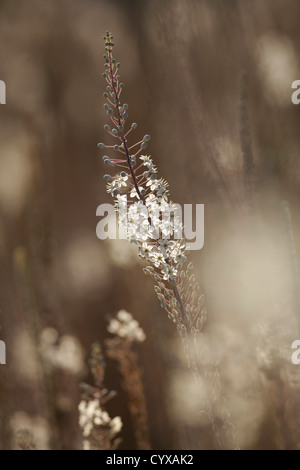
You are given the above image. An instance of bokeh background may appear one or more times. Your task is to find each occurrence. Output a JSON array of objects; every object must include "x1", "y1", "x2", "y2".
[{"x1": 0, "y1": 0, "x2": 300, "y2": 450}]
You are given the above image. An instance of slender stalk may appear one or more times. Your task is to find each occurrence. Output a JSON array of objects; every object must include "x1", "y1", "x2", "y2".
[{"x1": 106, "y1": 47, "x2": 191, "y2": 334}]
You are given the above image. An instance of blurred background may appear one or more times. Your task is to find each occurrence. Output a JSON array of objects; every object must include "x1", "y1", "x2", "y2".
[{"x1": 0, "y1": 0, "x2": 300, "y2": 450}]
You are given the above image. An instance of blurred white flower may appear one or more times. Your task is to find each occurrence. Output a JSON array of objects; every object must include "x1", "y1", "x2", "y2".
[
  {"x1": 40, "y1": 328, "x2": 85, "y2": 375},
  {"x1": 107, "y1": 310, "x2": 146, "y2": 342},
  {"x1": 78, "y1": 399, "x2": 122, "y2": 439}
]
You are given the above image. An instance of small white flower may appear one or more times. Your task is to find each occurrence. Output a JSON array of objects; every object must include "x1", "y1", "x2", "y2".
[
  {"x1": 170, "y1": 242, "x2": 187, "y2": 264},
  {"x1": 140, "y1": 155, "x2": 156, "y2": 171},
  {"x1": 130, "y1": 186, "x2": 144, "y2": 199},
  {"x1": 110, "y1": 416, "x2": 123, "y2": 434},
  {"x1": 106, "y1": 182, "x2": 116, "y2": 195},
  {"x1": 158, "y1": 239, "x2": 174, "y2": 252},
  {"x1": 107, "y1": 318, "x2": 120, "y2": 334},
  {"x1": 78, "y1": 398, "x2": 122, "y2": 440},
  {"x1": 160, "y1": 219, "x2": 174, "y2": 237},
  {"x1": 151, "y1": 251, "x2": 165, "y2": 267},
  {"x1": 156, "y1": 182, "x2": 168, "y2": 197},
  {"x1": 139, "y1": 242, "x2": 153, "y2": 258},
  {"x1": 146, "y1": 178, "x2": 159, "y2": 191},
  {"x1": 107, "y1": 310, "x2": 146, "y2": 342},
  {"x1": 117, "y1": 310, "x2": 132, "y2": 322},
  {"x1": 161, "y1": 264, "x2": 178, "y2": 280}
]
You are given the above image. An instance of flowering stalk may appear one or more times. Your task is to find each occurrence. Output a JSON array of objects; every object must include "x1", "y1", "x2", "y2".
[
  {"x1": 98, "y1": 32, "x2": 206, "y2": 376},
  {"x1": 79, "y1": 343, "x2": 122, "y2": 450},
  {"x1": 97, "y1": 33, "x2": 239, "y2": 449},
  {"x1": 106, "y1": 310, "x2": 151, "y2": 450}
]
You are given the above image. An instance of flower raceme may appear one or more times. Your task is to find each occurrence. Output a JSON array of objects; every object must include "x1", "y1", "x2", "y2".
[
  {"x1": 98, "y1": 34, "x2": 186, "y2": 283},
  {"x1": 96, "y1": 195, "x2": 204, "y2": 250},
  {"x1": 98, "y1": 33, "x2": 206, "y2": 371}
]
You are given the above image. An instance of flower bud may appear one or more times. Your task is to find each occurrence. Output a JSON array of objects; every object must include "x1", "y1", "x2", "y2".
[
  {"x1": 111, "y1": 129, "x2": 118, "y2": 136},
  {"x1": 103, "y1": 174, "x2": 112, "y2": 181},
  {"x1": 143, "y1": 134, "x2": 151, "y2": 142},
  {"x1": 131, "y1": 123, "x2": 137, "y2": 129},
  {"x1": 98, "y1": 143, "x2": 105, "y2": 149},
  {"x1": 104, "y1": 124, "x2": 110, "y2": 131},
  {"x1": 141, "y1": 142, "x2": 147, "y2": 149}
]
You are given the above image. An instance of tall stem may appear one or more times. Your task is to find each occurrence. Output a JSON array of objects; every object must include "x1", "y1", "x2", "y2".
[{"x1": 108, "y1": 50, "x2": 191, "y2": 334}]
